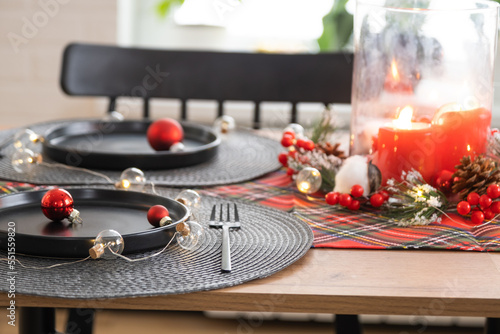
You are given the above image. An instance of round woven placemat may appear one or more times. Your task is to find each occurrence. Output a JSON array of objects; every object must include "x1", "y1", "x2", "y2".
[
  {"x1": 0, "y1": 120, "x2": 281, "y2": 187},
  {"x1": 0, "y1": 191, "x2": 312, "y2": 299}
]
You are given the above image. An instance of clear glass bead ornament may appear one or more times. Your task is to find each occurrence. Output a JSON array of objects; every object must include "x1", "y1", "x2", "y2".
[
  {"x1": 213, "y1": 115, "x2": 236, "y2": 134},
  {"x1": 283, "y1": 123, "x2": 305, "y2": 138},
  {"x1": 176, "y1": 221, "x2": 204, "y2": 251},
  {"x1": 11, "y1": 149, "x2": 38, "y2": 174},
  {"x1": 102, "y1": 111, "x2": 125, "y2": 122},
  {"x1": 175, "y1": 189, "x2": 201, "y2": 220},
  {"x1": 117, "y1": 167, "x2": 146, "y2": 191},
  {"x1": 296, "y1": 167, "x2": 322, "y2": 194},
  {"x1": 91, "y1": 229, "x2": 124, "y2": 260},
  {"x1": 13, "y1": 129, "x2": 43, "y2": 154},
  {"x1": 170, "y1": 142, "x2": 185, "y2": 152}
]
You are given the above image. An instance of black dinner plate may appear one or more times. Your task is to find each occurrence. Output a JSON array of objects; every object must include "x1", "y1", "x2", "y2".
[
  {"x1": 42, "y1": 120, "x2": 220, "y2": 170},
  {"x1": 0, "y1": 189, "x2": 190, "y2": 258}
]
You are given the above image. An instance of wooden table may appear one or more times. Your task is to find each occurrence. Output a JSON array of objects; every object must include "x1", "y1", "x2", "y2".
[{"x1": 2, "y1": 248, "x2": 500, "y2": 333}]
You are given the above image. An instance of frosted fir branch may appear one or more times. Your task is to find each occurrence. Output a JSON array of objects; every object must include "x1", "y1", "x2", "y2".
[{"x1": 382, "y1": 169, "x2": 449, "y2": 227}]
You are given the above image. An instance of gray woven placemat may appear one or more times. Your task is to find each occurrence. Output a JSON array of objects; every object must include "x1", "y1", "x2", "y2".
[
  {"x1": 0, "y1": 190, "x2": 312, "y2": 299},
  {"x1": 0, "y1": 119, "x2": 281, "y2": 187}
]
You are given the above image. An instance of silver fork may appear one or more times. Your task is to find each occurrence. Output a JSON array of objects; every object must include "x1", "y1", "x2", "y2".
[{"x1": 209, "y1": 203, "x2": 241, "y2": 273}]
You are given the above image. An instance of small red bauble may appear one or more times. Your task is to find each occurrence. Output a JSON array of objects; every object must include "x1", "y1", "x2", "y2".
[
  {"x1": 41, "y1": 188, "x2": 81, "y2": 223},
  {"x1": 147, "y1": 118, "x2": 184, "y2": 151},
  {"x1": 434, "y1": 170, "x2": 453, "y2": 193},
  {"x1": 370, "y1": 194, "x2": 384, "y2": 208},
  {"x1": 147, "y1": 205, "x2": 170, "y2": 227},
  {"x1": 339, "y1": 193, "x2": 352, "y2": 207},
  {"x1": 347, "y1": 200, "x2": 360, "y2": 211},
  {"x1": 350, "y1": 184, "x2": 364, "y2": 198},
  {"x1": 281, "y1": 134, "x2": 294, "y2": 148},
  {"x1": 492, "y1": 201, "x2": 500, "y2": 214},
  {"x1": 487, "y1": 184, "x2": 500, "y2": 199},
  {"x1": 471, "y1": 210, "x2": 485, "y2": 225},
  {"x1": 286, "y1": 167, "x2": 295, "y2": 176},
  {"x1": 325, "y1": 192, "x2": 340, "y2": 205},
  {"x1": 278, "y1": 153, "x2": 288, "y2": 166},
  {"x1": 467, "y1": 192, "x2": 480, "y2": 206},
  {"x1": 456, "y1": 201, "x2": 471, "y2": 216},
  {"x1": 283, "y1": 131, "x2": 295, "y2": 139},
  {"x1": 479, "y1": 195, "x2": 492, "y2": 209}
]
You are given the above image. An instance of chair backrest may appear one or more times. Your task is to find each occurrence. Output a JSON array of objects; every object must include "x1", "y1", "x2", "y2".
[{"x1": 61, "y1": 43, "x2": 353, "y2": 128}]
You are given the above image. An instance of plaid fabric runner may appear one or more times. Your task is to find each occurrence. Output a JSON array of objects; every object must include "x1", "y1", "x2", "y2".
[
  {"x1": 201, "y1": 170, "x2": 500, "y2": 252},
  {"x1": 2, "y1": 171, "x2": 500, "y2": 251}
]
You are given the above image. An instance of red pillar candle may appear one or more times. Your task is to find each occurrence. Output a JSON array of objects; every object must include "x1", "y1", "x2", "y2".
[
  {"x1": 432, "y1": 107, "x2": 491, "y2": 173},
  {"x1": 373, "y1": 106, "x2": 435, "y2": 184}
]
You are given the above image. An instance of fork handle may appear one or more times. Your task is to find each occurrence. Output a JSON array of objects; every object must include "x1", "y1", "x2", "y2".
[{"x1": 221, "y1": 224, "x2": 231, "y2": 273}]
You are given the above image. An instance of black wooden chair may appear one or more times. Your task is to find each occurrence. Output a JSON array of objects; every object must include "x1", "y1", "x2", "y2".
[
  {"x1": 60, "y1": 43, "x2": 353, "y2": 128},
  {"x1": 51, "y1": 42, "x2": 359, "y2": 334}
]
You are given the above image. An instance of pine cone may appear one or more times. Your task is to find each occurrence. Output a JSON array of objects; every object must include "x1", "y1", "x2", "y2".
[
  {"x1": 452, "y1": 156, "x2": 500, "y2": 198},
  {"x1": 316, "y1": 142, "x2": 347, "y2": 159}
]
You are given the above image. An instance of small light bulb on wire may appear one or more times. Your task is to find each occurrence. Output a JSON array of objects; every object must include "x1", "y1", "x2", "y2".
[
  {"x1": 11, "y1": 149, "x2": 42, "y2": 174},
  {"x1": 13, "y1": 129, "x2": 44, "y2": 154},
  {"x1": 89, "y1": 229, "x2": 124, "y2": 260},
  {"x1": 175, "y1": 221, "x2": 204, "y2": 250},
  {"x1": 213, "y1": 115, "x2": 236, "y2": 134},
  {"x1": 175, "y1": 189, "x2": 201, "y2": 220},
  {"x1": 116, "y1": 167, "x2": 146, "y2": 191},
  {"x1": 296, "y1": 167, "x2": 322, "y2": 194}
]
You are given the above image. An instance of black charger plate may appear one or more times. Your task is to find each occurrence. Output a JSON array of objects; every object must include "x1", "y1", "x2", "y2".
[
  {"x1": 42, "y1": 120, "x2": 220, "y2": 170},
  {"x1": 0, "y1": 189, "x2": 190, "y2": 258}
]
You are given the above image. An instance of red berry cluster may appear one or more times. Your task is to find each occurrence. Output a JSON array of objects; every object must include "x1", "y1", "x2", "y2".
[
  {"x1": 456, "y1": 184, "x2": 500, "y2": 224},
  {"x1": 324, "y1": 185, "x2": 390, "y2": 211},
  {"x1": 278, "y1": 131, "x2": 316, "y2": 176},
  {"x1": 281, "y1": 131, "x2": 315, "y2": 151}
]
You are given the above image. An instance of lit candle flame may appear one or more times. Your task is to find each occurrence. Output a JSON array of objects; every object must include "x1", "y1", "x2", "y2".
[
  {"x1": 391, "y1": 59, "x2": 400, "y2": 82},
  {"x1": 393, "y1": 106, "x2": 414, "y2": 130}
]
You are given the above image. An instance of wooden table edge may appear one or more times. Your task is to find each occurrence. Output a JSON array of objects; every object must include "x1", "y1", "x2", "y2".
[{"x1": 2, "y1": 292, "x2": 500, "y2": 317}]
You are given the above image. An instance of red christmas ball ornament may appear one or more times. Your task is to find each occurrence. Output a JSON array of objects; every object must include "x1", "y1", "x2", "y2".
[
  {"x1": 147, "y1": 205, "x2": 172, "y2": 227},
  {"x1": 350, "y1": 184, "x2": 364, "y2": 198},
  {"x1": 283, "y1": 131, "x2": 295, "y2": 139},
  {"x1": 456, "y1": 201, "x2": 471, "y2": 216},
  {"x1": 434, "y1": 170, "x2": 453, "y2": 193},
  {"x1": 147, "y1": 118, "x2": 184, "y2": 151},
  {"x1": 325, "y1": 192, "x2": 340, "y2": 205},
  {"x1": 370, "y1": 193, "x2": 384, "y2": 208},
  {"x1": 467, "y1": 192, "x2": 480, "y2": 206},
  {"x1": 487, "y1": 184, "x2": 500, "y2": 199},
  {"x1": 41, "y1": 188, "x2": 82, "y2": 224},
  {"x1": 286, "y1": 167, "x2": 295, "y2": 176}
]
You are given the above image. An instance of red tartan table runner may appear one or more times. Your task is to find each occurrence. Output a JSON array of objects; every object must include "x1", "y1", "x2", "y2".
[
  {"x1": 201, "y1": 170, "x2": 500, "y2": 252},
  {"x1": 2, "y1": 171, "x2": 500, "y2": 251}
]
